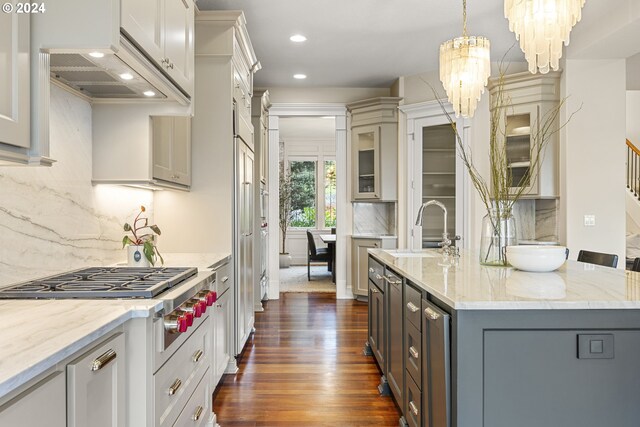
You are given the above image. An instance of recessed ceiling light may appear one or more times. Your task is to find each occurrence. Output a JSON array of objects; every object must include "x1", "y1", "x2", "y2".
[
  {"x1": 89, "y1": 52, "x2": 105, "y2": 58},
  {"x1": 293, "y1": 74, "x2": 307, "y2": 80},
  {"x1": 143, "y1": 90, "x2": 156, "y2": 97},
  {"x1": 120, "y1": 73, "x2": 134, "y2": 80},
  {"x1": 289, "y1": 34, "x2": 307, "y2": 43}
]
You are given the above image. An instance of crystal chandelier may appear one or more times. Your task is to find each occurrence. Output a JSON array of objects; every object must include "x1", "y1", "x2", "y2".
[
  {"x1": 439, "y1": 0, "x2": 491, "y2": 118},
  {"x1": 505, "y1": 0, "x2": 586, "y2": 74}
]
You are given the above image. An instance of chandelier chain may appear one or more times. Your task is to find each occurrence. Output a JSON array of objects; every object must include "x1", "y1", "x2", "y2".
[{"x1": 462, "y1": 0, "x2": 467, "y2": 37}]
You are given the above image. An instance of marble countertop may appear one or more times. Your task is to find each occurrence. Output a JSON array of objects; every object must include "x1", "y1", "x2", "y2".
[
  {"x1": 351, "y1": 234, "x2": 398, "y2": 239},
  {"x1": 369, "y1": 249, "x2": 640, "y2": 310},
  {"x1": 114, "y1": 252, "x2": 231, "y2": 271},
  {"x1": 0, "y1": 299, "x2": 161, "y2": 399}
]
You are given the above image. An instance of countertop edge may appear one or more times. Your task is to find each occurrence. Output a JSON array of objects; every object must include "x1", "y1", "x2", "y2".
[{"x1": 0, "y1": 303, "x2": 158, "y2": 400}]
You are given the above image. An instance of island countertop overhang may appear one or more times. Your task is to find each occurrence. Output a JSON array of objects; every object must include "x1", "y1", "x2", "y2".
[{"x1": 368, "y1": 249, "x2": 640, "y2": 310}]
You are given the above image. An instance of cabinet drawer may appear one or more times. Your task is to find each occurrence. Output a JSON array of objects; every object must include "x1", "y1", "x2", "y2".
[
  {"x1": 172, "y1": 369, "x2": 211, "y2": 427},
  {"x1": 155, "y1": 318, "x2": 211, "y2": 427},
  {"x1": 384, "y1": 267, "x2": 403, "y2": 293},
  {"x1": 213, "y1": 262, "x2": 231, "y2": 296},
  {"x1": 405, "y1": 283, "x2": 422, "y2": 331},
  {"x1": 368, "y1": 257, "x2": 384, "y2": 288},
  {"x1": 405, "y1": 374, "x2": 422, "y2": 427},
  {"x1": 406, "y1": 321, "x2": 422, "y2": 388}
]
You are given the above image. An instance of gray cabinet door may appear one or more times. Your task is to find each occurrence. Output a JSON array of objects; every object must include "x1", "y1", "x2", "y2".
[
  {"x1": 0, "y1": 372, "x2": 65, "y2": 427},
  {"x1": 368, "y1": 281, "x2": 385, "y2": 369},
  {"x1": 484, "y1": 330, "x2": 640, "y2": 427},
  {"x1": 387, "y1": 269, "x2": 404, "y2": 409}
]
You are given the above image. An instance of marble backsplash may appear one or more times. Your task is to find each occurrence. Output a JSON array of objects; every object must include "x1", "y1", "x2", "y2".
[
  {"x1": 353, "y1": 202, "x2": 396, "y2": 235},
  {"x1": 512, "y1": 199, "x2": 558, "y2": 242},
  {"x1": 0, "y1": 85, "x2": 154, "y2": 287}
]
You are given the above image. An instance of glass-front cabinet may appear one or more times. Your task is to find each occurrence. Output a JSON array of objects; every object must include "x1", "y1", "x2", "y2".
[
  {"x1": 421, "y1": 124, "x2": 457, "y2": 247},
  {"x1": 354, "y1": 125, "x2": 380, "y2": 199},
  {"x1": 489, "y1": 71, "x2": 561, "y2": 198},
  {"x1": 347, "y1": 97, "x2": 401, "y2": 201}
]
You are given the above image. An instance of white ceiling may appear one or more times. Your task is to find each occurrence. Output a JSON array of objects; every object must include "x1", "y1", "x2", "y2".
[
  {"x1": 195, "y1": 1, "x2": 640, "y2": 89},
  {"x1": 196, "y1": 0, "x2": 526, "y2": 88}
]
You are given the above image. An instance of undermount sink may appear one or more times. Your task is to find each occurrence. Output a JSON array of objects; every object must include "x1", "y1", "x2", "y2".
[{"x1": 386, "y1": 250, "x2": 438, "y2": 258}]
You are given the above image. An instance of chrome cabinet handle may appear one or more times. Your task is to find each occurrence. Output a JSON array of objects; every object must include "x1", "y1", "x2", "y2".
[
  {"x1": 409, "y1": 401, "x2": 419, "y2": 416},
  {"x1": 409, "y1": 346, "x2": 419, "y2": 359},
  {"x1": 168, "y1": 378, "x2": 182, "y2": 396},
  {"x1": 192, "y1": 406, "x2": 204, "y2": 421},
  {"x1": 383, "y1": 275, "x2": 401, "y2": 285},
  {"x1": 192, "y1": 349, "x2": 204, "y2": 363},
  {"x1": 91, "y1": 349, "x2": 116, "y2": 372},
  {"x1": 375, "y1": 274, "x2": 383, "y2": 280},
  {"x1": 222, "y1": 276, "x2": 229, "y2": 283},
  {"x1": 407, "y1": 302, "x2": 419, "y2": 313},
  {"x1": 369, "y1": 268, "x2": 374, "y2": 273},
  {"x1": 424, "y1": 307, "x2": 441, "y2": 320},
  {"x1": 371, "y1": 288, "x2": 379, "y2": 294}
]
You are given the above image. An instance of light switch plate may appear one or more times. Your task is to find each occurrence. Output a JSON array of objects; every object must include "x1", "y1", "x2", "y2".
[
  {"x1": 583, "y1": 215, "x2": 596, "y2": 226},
  {"x1": 577, "y1": 334, "x2": 614, "y2": 359}
]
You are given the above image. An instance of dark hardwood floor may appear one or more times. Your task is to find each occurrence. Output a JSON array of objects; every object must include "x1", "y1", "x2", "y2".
[{"x1": 213, "y1": 292, "x2": 401, "y2": 426}]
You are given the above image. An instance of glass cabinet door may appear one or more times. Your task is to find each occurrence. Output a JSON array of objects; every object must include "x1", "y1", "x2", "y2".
[
  {"x1": 421, "y1": 124, "x2": 456, "y2": 247},
  {"x1": 353, "y1": 125, "x2": 380, "y2": 199},
  {"x1": 504, "y1": 104, "x2": 540, "y2": 195}
]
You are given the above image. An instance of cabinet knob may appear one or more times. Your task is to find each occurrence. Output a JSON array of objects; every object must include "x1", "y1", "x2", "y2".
[
  {"x1": 168, "y1": 62, "x2": 174, "y2": 69},
  {"x1": 368, "y1": 268, "x2": 374, "y2": 273}
]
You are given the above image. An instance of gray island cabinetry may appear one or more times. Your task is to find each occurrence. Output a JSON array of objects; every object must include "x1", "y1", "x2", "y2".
[{"x1": 367, "y1": 249, "x2": 640, "y2": 427}]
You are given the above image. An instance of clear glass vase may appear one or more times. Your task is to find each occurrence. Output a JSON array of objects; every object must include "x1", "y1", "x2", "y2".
[{"x1": 479, "y1": 208, "x2": 517, "y2": 266}]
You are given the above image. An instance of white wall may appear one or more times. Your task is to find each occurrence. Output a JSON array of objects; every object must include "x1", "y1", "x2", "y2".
[
  {"x1": 561, "y1": 59, "x2": 627, "y2": 263},
  {"x1": 0, "y1": 85, "x2": 154, "y2": 286},
  {"x1": 627, "y1": 91, "x2": 640, "y2": 144}
]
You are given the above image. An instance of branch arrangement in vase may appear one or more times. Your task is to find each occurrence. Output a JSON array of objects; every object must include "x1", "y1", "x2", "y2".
[
  {"x1": 279, "y1": 168, "x2": 293, "y2": 254},
  {"x1": 122, "y1": 205, "x2": 164, "y2": 266},
  {"x1": 427, "y1": 68, "x2": 579, "y2": 265}
]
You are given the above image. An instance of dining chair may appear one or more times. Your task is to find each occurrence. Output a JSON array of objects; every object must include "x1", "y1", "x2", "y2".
[
  {"x1": 631, "y1": 257, "x2": 640, "y2": 272},
  {"x1": 306, "y1": 230, "x2": 330, "y2": 280},
  {"x1": 577, "y1": 250, "x2": 618, "y2": 268}
]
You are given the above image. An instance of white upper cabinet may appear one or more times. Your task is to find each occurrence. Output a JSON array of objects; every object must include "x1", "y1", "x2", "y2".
[
  {"x1": 121, "y1": 0, "x2": 194, "y2": 97},
  {"x1": 0, "y1": 10, "x2": 30, "y2": 151},
  {"x1": 488, "y1": 71, "x2": 561, "y2": 198},
  {"x1": 152, "y1": 115, "x2": 191, "y2": 187},
  {"x1": 348, "y1": 97, "x2": 402, "y2": 201}
]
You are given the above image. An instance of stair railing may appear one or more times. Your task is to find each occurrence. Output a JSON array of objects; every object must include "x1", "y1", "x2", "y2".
[{"x1": 627, "y1": 139, "x2": 640, "y2": 197}]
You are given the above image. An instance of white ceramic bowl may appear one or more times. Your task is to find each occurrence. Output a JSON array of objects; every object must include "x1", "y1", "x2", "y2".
[{"x1": 506, "y1": 245, "x2": 567, "y2": 272}]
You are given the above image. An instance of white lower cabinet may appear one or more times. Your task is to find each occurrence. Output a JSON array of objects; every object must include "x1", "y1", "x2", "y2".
[
  {"x1": 155, "y1": 317, "x2": 211, "y2": 427},
  {"x1": 67, "y1": 333, "x2": 126, "y2": 427},
  {"x1": 172, "y1": 369, "x2": 211, "y2": 427},
  {"x1": 0, "y1": 372, "x2": 66, "y2": 427},
  {"x1": 212, "y1": 288, "x2": 231, "y2": 386},
  {"x1": 352, "y1": 237, "x2": 397, "y2": 297}
]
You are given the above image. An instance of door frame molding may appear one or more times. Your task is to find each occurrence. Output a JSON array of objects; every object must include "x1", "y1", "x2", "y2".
[{"x1": 268, "y1": 103, "x2": 351, "y2": 299}]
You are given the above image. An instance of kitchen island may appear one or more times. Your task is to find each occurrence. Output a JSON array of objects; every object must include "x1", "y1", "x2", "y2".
[{"x1": 368, "y1": 249, "x2": 640, "y2": 427}]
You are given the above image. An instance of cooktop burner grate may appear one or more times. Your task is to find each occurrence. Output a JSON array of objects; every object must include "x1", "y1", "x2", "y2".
[{"x1": 0, "y1": 267, "x2": 198, "y2": 299}]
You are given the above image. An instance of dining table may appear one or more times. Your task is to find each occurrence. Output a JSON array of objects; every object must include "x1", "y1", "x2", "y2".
[{"x1": 319, "y1": 234, "x2": 336, "y2": 283}]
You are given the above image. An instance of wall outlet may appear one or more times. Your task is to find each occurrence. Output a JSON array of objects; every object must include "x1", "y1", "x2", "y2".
[{"x1": 584, "y1": 215, "x2": 596, "y2": 227}]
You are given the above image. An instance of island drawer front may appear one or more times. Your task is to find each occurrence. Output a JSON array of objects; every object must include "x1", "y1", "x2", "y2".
[
  {"x1": 406, "y1": 321, "x2": 422, "y2": 388},
  {"x1": 172, "y1": 368, "x2": 211, "y2": 427},
  {"x1": 368, "y1": 257, "x2": 384, "y2": 288},
  {"x1": 405, "y1": 374, "x2": 422, "y2": 427},
  {"x1": 405, "y1": 282, "x2": 422, "y2": 331},
  {"x1": 155, "y1": 317, "x2": 211, "y2": 427}
]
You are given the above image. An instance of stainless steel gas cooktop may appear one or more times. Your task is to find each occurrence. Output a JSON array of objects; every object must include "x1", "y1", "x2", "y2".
[{"x1": 0, "y1": 267, "x2": 198, "y2": 299}]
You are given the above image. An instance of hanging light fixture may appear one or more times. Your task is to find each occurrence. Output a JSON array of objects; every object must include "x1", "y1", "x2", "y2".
[
  {"x1": 505, "y1": 0, "x2": 586, "y2": 74},
  {"x1": 439, "y1": 0, "x2": 491, "y2": 118}
]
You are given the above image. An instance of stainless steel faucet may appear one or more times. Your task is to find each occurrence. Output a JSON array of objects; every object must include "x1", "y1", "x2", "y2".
[{"x1": 415, "y1": 200, "x2": 460, "y2": 256}]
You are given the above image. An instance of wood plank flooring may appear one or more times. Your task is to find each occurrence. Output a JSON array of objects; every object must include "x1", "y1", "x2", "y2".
[{"x1": 213, "y1": 292, "x2": 401, "y2": 426}]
